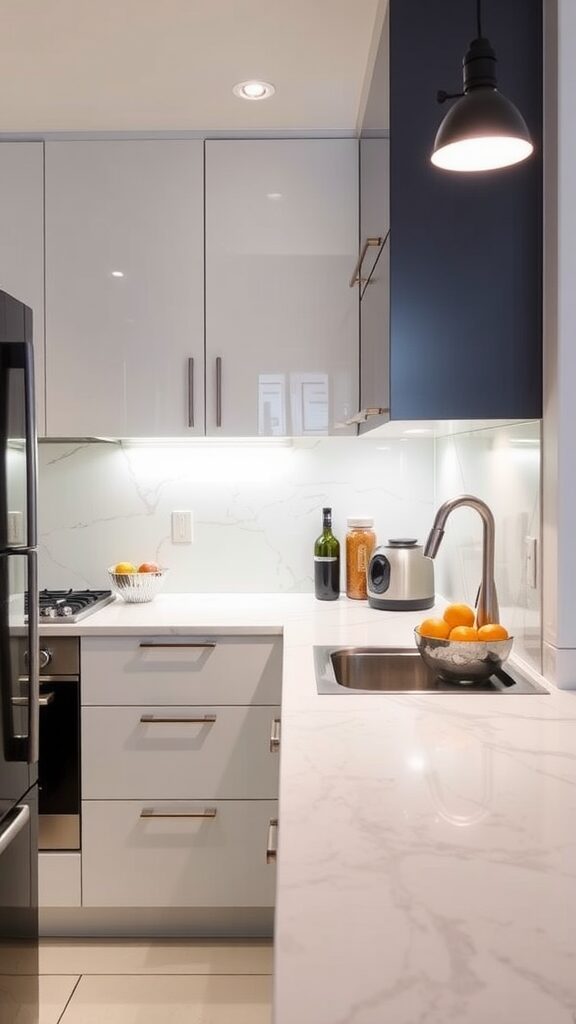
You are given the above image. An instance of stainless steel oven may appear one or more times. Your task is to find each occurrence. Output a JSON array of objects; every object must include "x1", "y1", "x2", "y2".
[{"x1": 17, "y1": 636, "x2": 80, "y2": 850}]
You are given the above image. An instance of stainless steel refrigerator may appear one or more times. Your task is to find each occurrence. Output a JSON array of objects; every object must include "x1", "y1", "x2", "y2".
[{"x1": 0, "y1": 290, "x2": 39, "y2": 1023}]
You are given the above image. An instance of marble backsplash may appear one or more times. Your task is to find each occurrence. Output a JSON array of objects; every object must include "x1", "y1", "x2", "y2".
[
  {"x1": 37, "y1": 437, "x2": 435, "y2": 594},
  {"x1": 37, "y1": 422, "x2": 541, "y2": 671}
]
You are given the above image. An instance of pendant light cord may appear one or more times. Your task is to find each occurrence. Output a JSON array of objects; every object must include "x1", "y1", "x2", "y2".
[{"x1": 476, "y1": 0, "x2": 483, "y2": 38}]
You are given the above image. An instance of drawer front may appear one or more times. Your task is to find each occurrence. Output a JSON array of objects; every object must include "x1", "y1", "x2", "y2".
[
  {"x1": 39, "y1": 852, "x2": 81, "y2": 908},
  {"x1": 82, "y1": 800, "x2": 278, "y2": 907},
  {"x1": 81, "y1": 635, "x2": 282, "y2": 706},
  {"x1": 82, "y1": 705, "x2": 281, "y2": 799}
]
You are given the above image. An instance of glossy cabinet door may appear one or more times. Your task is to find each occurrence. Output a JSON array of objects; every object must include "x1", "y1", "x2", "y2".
[
  {"x1": 0, "y1": 143, "x2": 45, "y2": 435},
  {"x1": 205, "y1": 140, "x2": 358, "y2": 437},
  {"x1": 358, "y1": 138, "x2": 390, "y2": 434},
  {"x1": 45, "y1": 141, "x2": 204, "y2": 437}
]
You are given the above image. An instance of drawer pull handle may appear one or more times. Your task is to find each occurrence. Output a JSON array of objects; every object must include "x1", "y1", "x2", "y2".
[
  {"x1": 140, "y1": 807, "x2": 217, "y2": 819},
  {"x1": 139, "y1": 642, "x2": 217, "y2": 649},
  {"x1": 266, "y1": 818, "x2": 278, "y2": 864},
  {"x1": 140, "y1": 714, "x2": 217, "y2": 724},
  {"x1": 270, "y1": 718, "x2": 281, "y2": 752}
]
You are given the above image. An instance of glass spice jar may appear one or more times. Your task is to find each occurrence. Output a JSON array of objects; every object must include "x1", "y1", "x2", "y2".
[{"x1": 345, "y1": 517, "x2": 376, "y2": 599}]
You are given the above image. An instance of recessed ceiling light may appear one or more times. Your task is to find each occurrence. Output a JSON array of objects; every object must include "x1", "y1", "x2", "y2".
[
  {"x1": 266, "y1": 192, "x2": 284, "y2": 201},
  {"x1": 111, "y1": 270, "x2": 124, "y2": 278},
  {"x1": 233, "y1": 80, "x2": 275, "y2": 101}
]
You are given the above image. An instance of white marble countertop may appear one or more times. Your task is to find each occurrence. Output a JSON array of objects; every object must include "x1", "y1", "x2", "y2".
[{"x1": 37, "y1": 594, "x2": 576, "y2": 1022}]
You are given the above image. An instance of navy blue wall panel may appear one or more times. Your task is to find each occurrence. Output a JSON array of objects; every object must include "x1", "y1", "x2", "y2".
[{"x1": 389, "y1": 0, "x2": 542, "y2": 420}]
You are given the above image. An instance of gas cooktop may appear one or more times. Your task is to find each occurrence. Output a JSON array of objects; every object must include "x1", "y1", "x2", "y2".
[{"x1": 27, "y1": 589, "x2": 115, "y2": 623}]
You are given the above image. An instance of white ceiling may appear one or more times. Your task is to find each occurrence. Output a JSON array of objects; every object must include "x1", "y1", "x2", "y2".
[{"x1": 0, "y1": 0, "x2": 382, "y2": 133}]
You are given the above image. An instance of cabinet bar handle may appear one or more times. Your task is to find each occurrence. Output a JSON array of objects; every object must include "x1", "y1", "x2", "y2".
[
  {"x1": 188, "y1": 357, "x2": 195, "y2": 428},
  {"x1": 140, "y1": 807, "x2": 217, "y2": 819},
  {"x1": 139, "y1": 642, "x2": 217, "y2": 649},
  {"x1": 349, "y1": 236, "x2": 383, "y2": 287},
  {"x1": 270, "y1": 718, "x2": 281, "y2": 752},
  {"x1": 140, "y1": 714, "x2": 217, "y2": 724},
  {"x1": 344, "y1": 407, "x2": 389, "y2": 426},
  {"x1": 266, "y1": 818, "x2": 278, "y2": 864},
  {"x1": 216, "y1": 356, "x2": 222, "y2": 427}
]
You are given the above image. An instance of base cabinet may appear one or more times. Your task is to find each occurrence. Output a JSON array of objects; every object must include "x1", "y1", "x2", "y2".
[
  {"x1": 81, "y1": 799, "x2": 278, "y2": 908},
  {"x1": 79, "y1": 634, "x2": 281, "y2": 921}
]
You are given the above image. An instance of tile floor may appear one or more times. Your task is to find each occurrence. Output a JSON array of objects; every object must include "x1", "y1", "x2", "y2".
[{"x1": 38, "y1": 939, "x2": 273, "y2": 1024}]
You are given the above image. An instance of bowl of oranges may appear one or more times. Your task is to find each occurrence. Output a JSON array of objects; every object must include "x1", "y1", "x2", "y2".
[
  {"x1": 414, "y1": 604, "x2": 512, "y2": 682},
  {"x1": 107, "y1": 562, "x2": 168, "y2": 604}
]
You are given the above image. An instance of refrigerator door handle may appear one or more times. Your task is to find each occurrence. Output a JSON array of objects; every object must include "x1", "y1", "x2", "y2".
[
  {"x1": 26, "y1": 549, "x2": 39, "y2": 764},
  {"x1": 0, "y1": 803, "x2": 30, "y2": 857},
  {"x1": 23, "y1": 342, "x2": 38, "y2": 548}
]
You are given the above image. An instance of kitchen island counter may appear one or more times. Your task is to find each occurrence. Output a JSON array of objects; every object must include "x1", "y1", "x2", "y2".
[{"x1": 39, "y1": 594, "x2": 576, "y2": 1023}]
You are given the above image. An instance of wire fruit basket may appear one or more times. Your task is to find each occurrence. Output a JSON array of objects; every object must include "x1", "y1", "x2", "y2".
[{"x1": 107, "y1": 568, "x2": 168, "y2": 604}]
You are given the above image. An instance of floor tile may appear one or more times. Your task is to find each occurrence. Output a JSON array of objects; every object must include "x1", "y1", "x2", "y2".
[
  {"x1": 59, "y1": 974, "x2": 272, "y2": 1023},
  {"x1": 39, "y1": 976, "x2": 80, "y2": 1024},
  {"x1": 39, "y1": 939, "x2": 273, "y2": 976}
]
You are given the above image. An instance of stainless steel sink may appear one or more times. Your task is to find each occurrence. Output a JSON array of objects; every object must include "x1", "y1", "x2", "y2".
[{"x1": 314, "y1": 646, "x2": 548, "y2": 695}]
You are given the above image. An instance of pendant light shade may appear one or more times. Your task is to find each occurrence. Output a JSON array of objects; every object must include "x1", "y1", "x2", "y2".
[{"x1": 431, "y1": 6, "x2": 534, "y2": 173}]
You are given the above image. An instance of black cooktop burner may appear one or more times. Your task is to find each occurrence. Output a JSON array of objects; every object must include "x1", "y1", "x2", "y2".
[{"x1": 26, "y1": 589, "x2": 114, "y2": 622}]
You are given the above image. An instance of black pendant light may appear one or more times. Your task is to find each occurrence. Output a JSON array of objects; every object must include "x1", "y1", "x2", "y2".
[{"x1": 431, "y1": 0, "x2": 534, "y2": 172}]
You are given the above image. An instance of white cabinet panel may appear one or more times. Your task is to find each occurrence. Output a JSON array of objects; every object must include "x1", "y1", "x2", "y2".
[
  {"x1": 82, "y1": 800, "x2": 277, "y2": 907},
  {"x1": 81, "y1": 635, "x2": 282, "y2": 707},
  {"x1": 45, "y1": 141, "x2": 204, "y2": 437},
  {"x1": 205, "y1": 140, "x2": 358, "y2": 436},
  {"x1": 39, "y1": 852, "x2": 81, "y2": 907},
  {"x1": 0, "y1": 143, "x2": 45, "y2": 433},
  {"x1": 83, "y1": 705, "x2": 280, "y2": 799}
]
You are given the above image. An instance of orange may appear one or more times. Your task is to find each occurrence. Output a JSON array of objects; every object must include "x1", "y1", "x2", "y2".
[
  {"x1": 477, "y1": 623, "x2": 509, "y2": 641},
  {"x1": 443, "y1": 603, "x2": 475, "y2": 629},
  {"x1": 418, "y1": 618, "x2": 451, "y2": 640},
  {"x1": 449, "y1": 626, "x2": 478, "y2": 642}
]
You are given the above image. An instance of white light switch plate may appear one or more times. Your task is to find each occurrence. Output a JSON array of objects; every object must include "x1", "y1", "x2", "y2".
[{"x1": 171, "y1": 510, "x2": 193, "y2": 544}]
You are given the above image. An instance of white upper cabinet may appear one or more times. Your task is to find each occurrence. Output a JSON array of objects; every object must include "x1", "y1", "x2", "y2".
[
  {"x1": 45, "y1": 141, "x2": 204, "y2": 437},
  {"x1": 0, "y1": 143, "x2": 45, "y2": 433},
  {"x1": 205, "y1": 140, "x2": 358, "y2": 437}
]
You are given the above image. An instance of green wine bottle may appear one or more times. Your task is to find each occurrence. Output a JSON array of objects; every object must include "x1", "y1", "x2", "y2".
[{"x1": 314, "y1": 507, "x2": 340, "y2": 601}]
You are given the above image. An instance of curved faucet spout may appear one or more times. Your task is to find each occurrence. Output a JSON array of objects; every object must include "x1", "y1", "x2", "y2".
[{"x1": 424, "y1": 494, "x2": 499, "y2": 627}]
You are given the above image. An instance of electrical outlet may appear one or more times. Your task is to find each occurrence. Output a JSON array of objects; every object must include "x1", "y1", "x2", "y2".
[
  {"x1": 7, "y1": 511, "x2": 24, "y2": 546},
  {"x1": 171, "y1": 510, "x2": 193, "y2": 544},
  {"x1": 525, "y1": 536, "x2": 537, "y2": 589}
]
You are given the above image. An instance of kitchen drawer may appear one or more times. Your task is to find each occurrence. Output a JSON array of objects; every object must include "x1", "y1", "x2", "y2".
[
  {"x1": 39, "y1": 852, "x2": 81, "y2": 908},
  {"x1": 81, "y1": 635, "x2": 282, "y2": 706},
  {"x1": 81, "y1": 799, "x2": 278, "y2": 908},
  {"x1": 82, "y1": 705, "x2": 281, "y2": 799}
]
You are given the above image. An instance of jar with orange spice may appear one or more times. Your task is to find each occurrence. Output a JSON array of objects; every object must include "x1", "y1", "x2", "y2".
[{"x1": 345, "y1": 517, "x2": 376, "y2": 600}]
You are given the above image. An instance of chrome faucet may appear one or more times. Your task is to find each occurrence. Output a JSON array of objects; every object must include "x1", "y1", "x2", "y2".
[{"x1": 424, "y1": 495, "x2": 499, "y2": 627}]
